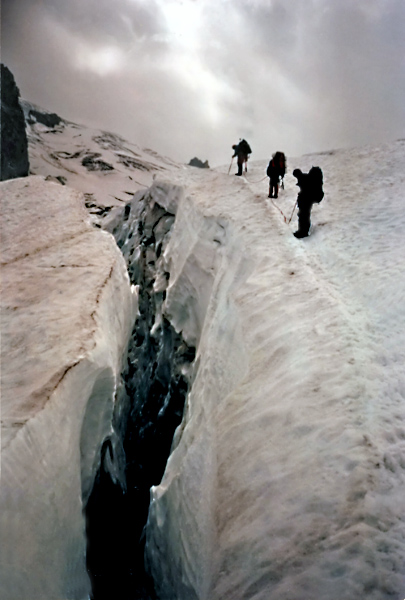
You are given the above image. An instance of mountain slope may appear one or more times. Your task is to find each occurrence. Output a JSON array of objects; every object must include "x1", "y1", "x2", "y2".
[
  {"x1": 5, "y1": 99, "x2": 405, "y2": 599},
  {"x1": 144, "y1": 139, "x2": 405, "y2": 599},
  {"x1": 21, "y1": 99, "x2": 181, "y2": 216}
]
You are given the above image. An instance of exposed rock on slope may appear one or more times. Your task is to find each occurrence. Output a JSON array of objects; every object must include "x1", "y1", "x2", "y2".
[
  {"x1": 1, "y1": 64, "x2": 29, "y2": 180},
  {"x1": 188, "y1": 157, "x2": 210, "y2": 169},
  {"x1": 20, "y1": 99, "x2": 181, "y2": 213},
  {"x1": 0, "y1": 176, "x2": 136, "y2": 600}
]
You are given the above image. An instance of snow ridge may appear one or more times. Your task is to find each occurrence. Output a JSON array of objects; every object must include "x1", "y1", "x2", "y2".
[
  {"x1": 0, "y1": 176, "x2": 136, "y2": 599},
  {"x1": 2, "y1": 110, "x2": 405, "y2": 599},
  {"x1": 143, "y1": 141, "x2": 405, "y2": 599}
]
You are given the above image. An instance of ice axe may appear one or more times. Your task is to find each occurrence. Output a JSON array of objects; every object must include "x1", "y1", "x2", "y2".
[{"x1": 227, "y1": 156, "x2": 234, "y2": 175}]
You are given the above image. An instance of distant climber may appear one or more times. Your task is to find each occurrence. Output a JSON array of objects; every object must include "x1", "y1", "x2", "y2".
[
  {"x1": 292, "y1": 166, "x2": 324, "y2": 238},
  {"x1": 266, "y1": 152, "x2": 286, "y2": 198},
  {"x1": 232, "y1": 139, "x2": 252, "y2": 176}
]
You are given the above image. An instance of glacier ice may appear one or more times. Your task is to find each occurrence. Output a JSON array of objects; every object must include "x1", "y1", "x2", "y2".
[
  {"x1": 0, "y1": 176, "x2": 137, "y2": 599},
  {"x1": 2, "y1": 137, "x2": 405, "y2": 600},
  {"x1": 142, "y1": 144, "x2": 405, "y2": 600}
]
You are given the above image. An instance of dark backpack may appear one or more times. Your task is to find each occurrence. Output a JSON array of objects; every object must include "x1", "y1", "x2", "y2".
[
  {"x1": 267, "y1": 152, "x2": 286, "y2": 178},
  {"x1": 276, "y1": 152, "x2": 286, "y2": 177},
  {"x1": 308, "y1": 166, "x2": 324, "y2": 203},
  {"x1": 239, "y1": 139, "x2": 252, "y2": 155}
]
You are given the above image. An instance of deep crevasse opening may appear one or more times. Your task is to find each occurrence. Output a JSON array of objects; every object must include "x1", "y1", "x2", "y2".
[
  {"x1": 83, "y1": 181, "x2": 244, "y2": 598},
  {"x1": 83, "y1": 182, "x2": 190, "y2": 599},
  {"x1": 141, "y1": 183, "x2": 252, "y2": 599}
]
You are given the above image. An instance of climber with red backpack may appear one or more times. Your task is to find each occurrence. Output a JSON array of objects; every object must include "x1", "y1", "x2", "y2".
[{"x1": 266, "y1": 152, "x2": 286, "y2": 198}]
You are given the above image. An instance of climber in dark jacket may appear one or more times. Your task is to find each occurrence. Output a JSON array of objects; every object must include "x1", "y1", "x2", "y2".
[
  {"x1": 293, "y1": 167, "x2": 324, "y2": 238},
  {"x1": 232, "y1": 139, "x2": 251, "y2": 176},
  {"x1": 266, "y1": 152, "x2": 286, "y2": 198}
]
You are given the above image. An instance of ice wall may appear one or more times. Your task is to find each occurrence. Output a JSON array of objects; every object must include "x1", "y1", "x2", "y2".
[
  {"x1": 143, "y1": 183, "x2": 252, "y2": 598},
  {"x1": 142, "y1": 158, "x2": 405, "y2": 600},
  {"x1": 0, "y1": 176, "x2": 136, "y2": 599},
  {"x1": 91, "y1": 179, "x2": 251, "y2": 598},
  {"x1": 83, "y1": 182, "x2": 198, "y2": 598},
  {"x1": 2, "y1": 149, "x2": 404, "y2": 599}
]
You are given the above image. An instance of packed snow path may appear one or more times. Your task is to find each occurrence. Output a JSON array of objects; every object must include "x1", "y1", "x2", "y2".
[{"x1": 146, "y1": 141, "x2": 405, "y2": 600}]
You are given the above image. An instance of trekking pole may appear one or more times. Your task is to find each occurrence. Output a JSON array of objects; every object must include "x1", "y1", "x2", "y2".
[
  {"x1": 288, "y1": 200, "x2": 298, "y2": 224},
  {"x1": 227, "y1": 157, "x2": 234, "y2": 175}
]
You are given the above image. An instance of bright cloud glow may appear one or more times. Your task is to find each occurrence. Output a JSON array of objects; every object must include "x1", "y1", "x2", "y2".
[
  {"x1": 3, "y1": 0, "x2": 404, "y2": 166},
  {"x1": 156, "y1": 1, "x2": 230, "y2": 125},
  {"x1": 159, "y1": 0, "x2": 203, "y2": 49},
  {"x1": 75, "y1": 45, "x2": 126, "y2": 76},
  {"x1": 40, "y1": 12, "x2": 128, "y2": 77},
  {"x1": 167, "y1": 50, "x2": 234, "y2": 125}
]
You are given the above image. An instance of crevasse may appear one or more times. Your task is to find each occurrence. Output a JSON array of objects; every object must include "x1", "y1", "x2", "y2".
[{"x1": 85, "y1": 180, "x2": 251, "y2": 599}]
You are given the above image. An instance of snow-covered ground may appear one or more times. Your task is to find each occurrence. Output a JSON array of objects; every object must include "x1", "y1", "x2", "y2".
[
  {"x1": 145, "y1": 140, "x2": 405, "y2": 599},
  {"x1": 4, "y1": 100, "x2": 405, "y2": 599},
  {"x1": 0, "y1": 176, "x2": 136, "y2": 599},
  {"x1": 21, "y1": 99, "x2": 182, "y2": 212}
]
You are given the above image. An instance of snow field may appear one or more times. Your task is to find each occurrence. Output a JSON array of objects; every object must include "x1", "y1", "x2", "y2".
[
  {"x1": 145, "y1": 141, "x2": 405, "y2": 599},
  {"x1": 3, "y1": 112, "x2": 404, "y2": 599}
]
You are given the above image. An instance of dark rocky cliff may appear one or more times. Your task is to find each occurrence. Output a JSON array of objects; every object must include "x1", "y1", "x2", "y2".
[{"x1": 1, "y1": 64, "x2": 29, "y2": 180}]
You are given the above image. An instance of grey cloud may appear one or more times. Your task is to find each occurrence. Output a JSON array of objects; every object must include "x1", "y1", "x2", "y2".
[
  {"x1": 2, "y1": 0, "x2": 168, "y2": 59},
  {"x1": 2, "y1": 0, "x2": 405, "y2": 167},
  {"x1": 199, "y1": 0, "x2": 405, "y2": 157},
  {"x1": 45, "y1": 0, "x2": 165, "y2": 43},
  {"x1": 297, "y1": 1, "x2": 405, "y2": 147}
]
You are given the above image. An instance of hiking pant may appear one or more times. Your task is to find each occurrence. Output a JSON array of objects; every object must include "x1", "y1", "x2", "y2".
[
  {"x1": 236, "y1": 153, "x2": 247, "y2": 176},
  {"x1": 269, "y1": 178, "x2": 279, "y2": 198},
  {"x1": 297, "y1": 204, "x2": 313, "y2": 236}
]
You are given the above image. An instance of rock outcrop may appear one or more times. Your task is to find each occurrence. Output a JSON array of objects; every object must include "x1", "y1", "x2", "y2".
[
  {"x1": 20, "y1": 98, "x2": 181, "y2": 210},
  {"x1": 26, "y1": 107, "x2": 62, "y2": 128},
  {"x1": 0, "y1": 176, "x2": 136, "y2": 599},
  {"x1": 1, "y1": 64, "x2": 29, "y2": 180},
  {"x1": 188, "y1": 157, "x2": 210, "y2": 169}
]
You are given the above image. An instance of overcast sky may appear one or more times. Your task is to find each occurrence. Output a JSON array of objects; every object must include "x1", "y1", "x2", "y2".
[{"x1": 2, "y1": 0, "x2": 405, "y2": 166}]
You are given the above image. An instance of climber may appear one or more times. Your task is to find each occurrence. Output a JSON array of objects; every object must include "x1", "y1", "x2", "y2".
[
  {"x1": 232, "y1": 139, "x2": 252, "y2": 176},
  {"x1": 266, "y1": 152, "x2": 286, "y2": 198},
  {"x1": 292, "y1": 166, "x2": 324, "y2": 238}
]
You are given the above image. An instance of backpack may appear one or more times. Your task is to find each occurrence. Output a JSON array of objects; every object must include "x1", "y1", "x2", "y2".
[
  {"x1": 267, "y1": 152, "x2": 286, "y2": 178},
  {"x1": 308, "y1": 166, "x2": 324, "y2": 203},
  {"x1": 239, "y1": 139, "x2": 252, "y2": 155},
  {"x1": 275, "y1": 152, "x2": 286, "y2": 177}
]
